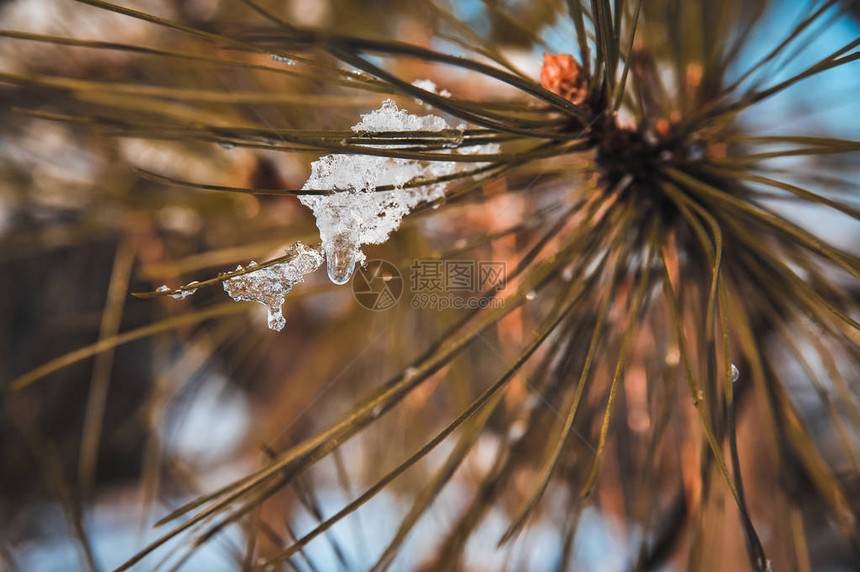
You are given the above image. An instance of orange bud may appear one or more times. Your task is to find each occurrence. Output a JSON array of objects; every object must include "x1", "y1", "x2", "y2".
[{"x1": 539, "y1": 52, "x2": 588, "y2": 106}]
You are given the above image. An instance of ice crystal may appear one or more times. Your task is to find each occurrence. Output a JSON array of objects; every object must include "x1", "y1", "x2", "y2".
[
  {"x1": 271, "y1": 54, "x2": 296, "y2": 66},
  {"x1": 222, "y1": 242, "x2": 323, "y2": 331},
  {"x1": 299, "y1": 99, "x2": 499, "y2": 285},
  {"x1": 157, "y1": 280, "x2": 200, "y2": 299},
  {"x1": 169, "y1": 281, "x2": 199, "y2": 299}
]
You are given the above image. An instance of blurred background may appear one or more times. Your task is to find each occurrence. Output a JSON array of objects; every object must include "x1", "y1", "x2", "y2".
[{"x1": 1, "y1": 0, "x2": 859, "y2": 570}]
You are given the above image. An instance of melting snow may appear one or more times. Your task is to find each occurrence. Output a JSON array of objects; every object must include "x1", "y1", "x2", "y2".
[
  {"x1": 299, "y1": 99, "x2": 498, "y2": 285},
  {"x1": 222, "y1": 242, "x2": 323, "y2": 331}
]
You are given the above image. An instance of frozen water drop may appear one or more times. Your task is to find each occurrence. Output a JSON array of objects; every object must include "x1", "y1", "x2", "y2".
[
  {"x1": 371, "y1": 404, "x2": 383, "y2": 418},
  {"x1": 267, "y1": 310, "x2": 286, "y2": 331},
  {"x1": 326, "y1": 233, "x2": 358, "y2": 285},
  {"x1": 322, "y1": 207, "x2": 361, "y2": 285},
  {"x1": 404, "y1": 366, "x2": 418, "y2": 378},
  {"x1": 219, "y1": 142, "x2": 235, "y2": 150},
  {"x1": 170, "y1": 280, "x2": 199, "y2": 299},
  {"x1": 157, "y1": 285, "x2": 170, "y2": 292},
  {"x1": 271, "y1": 54, "x2": 296, "y2": 65},
  {"x1": 525, "y1": 290, "x2": 537, "y2": 301},
  {"x1": 731, "y1": 363, "x2": 740, "y2": 383}
]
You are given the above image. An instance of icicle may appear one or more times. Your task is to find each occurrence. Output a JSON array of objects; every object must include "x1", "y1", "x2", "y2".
[
  {"x1": 222, "y1": 242, "x2": 323, "y2": 331},
  {"x1": 326, "y1": 232, "x2": 358, "y2": 285},
  {"x1": 321, "y1": 206, "x2": 361, "y2": 285}
]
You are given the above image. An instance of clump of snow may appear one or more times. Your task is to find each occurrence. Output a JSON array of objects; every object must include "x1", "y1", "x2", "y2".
[
  {"x1": 411, "y1": 78, "x2": 452, "y2": 97},
  {"x1": 222, "y1": 242, "x2": 323, "y2": 331},
  {"x1": 351, "y1": 98, "x2": 450, "y2": 132},
  {"x1": 411, "y1": 79, "x2": 452, "y2": 108},
  {"x1": 299, "y1": 99, "x2": 498, "y2": 285}
]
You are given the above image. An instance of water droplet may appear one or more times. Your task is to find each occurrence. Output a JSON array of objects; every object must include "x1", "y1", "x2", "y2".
[
  {"x1": 371, "y1": 404, "x2": 383, "y2": 418},
  {"x1": 454, "y1": 238, "x2": 467, "y2": 250},
  {"x1": 525, "y1": 290, "x2": 537, "y2": 301},
  {"x1": 248, "y1": 260, "x2": 258, "y2": 267},
  {"x1": 157, "y1": 285, "x2": 170, "y2": 292},
  {"x1": 404, "y1": 367, "x2": 418, "y2": 378},
  {"x1": 219, "y1": 142, "x2": 235, "y2": 150},
  {"x1": 731, "y1": 363, "x2": 740, "y2": 383}
]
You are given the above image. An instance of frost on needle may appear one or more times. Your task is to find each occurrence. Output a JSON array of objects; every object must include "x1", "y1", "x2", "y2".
[
  {"x1": 299, "y1": 99, "x2": 498, "y2": 285},
  {"x1": 222, "y1": 242, "x2": 323, "y2": 331}
]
